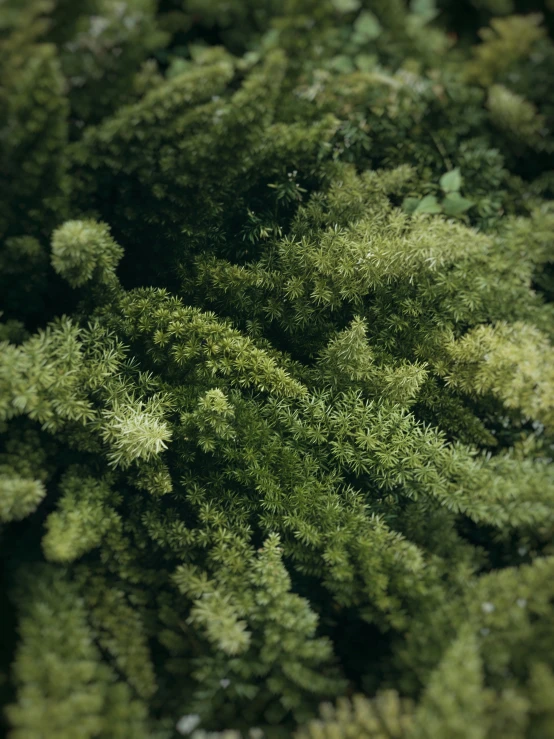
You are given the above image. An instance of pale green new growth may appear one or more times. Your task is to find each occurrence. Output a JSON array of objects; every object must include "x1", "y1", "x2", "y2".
[
  {"x1": 100, "y1": 393, "x2": 173, "y2": 468},
  {"x1": 410, "y1": 630, "x2": 488, "y2": 739},
  {"x1": 296, "y1": 691, "x2": 414, "y2": 738},
  {"x1": 446, "y1": 322, "x2": 554, "y2": 428},
  {"x1": 488, "y1": 86, "x2": 548, "y2": 150},
  {"x1": 0, "y1": 475, "x2": 45, "y2": 522},
  {"x1": 466, "y1": 15, "x2": 545, "y2": 85},
  {"x1": 6, "y1": 568, "x2": 149, "y2": 739},
  {"x1": 42, "y1": 470, "x2": 121, "y2": 562},
  {"x1": 51, "y1": 219, "x2": 123, "y2": 287}
]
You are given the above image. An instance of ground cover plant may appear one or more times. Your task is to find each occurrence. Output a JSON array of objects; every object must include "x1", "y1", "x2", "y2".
[{"x1": 1, "y1": 1, "x2": 554, "y2": 737}]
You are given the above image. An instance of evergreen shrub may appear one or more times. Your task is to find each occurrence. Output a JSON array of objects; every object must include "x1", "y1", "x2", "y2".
[{"x1": 1, "y1": 1, "x2": 554, "y2": 737}]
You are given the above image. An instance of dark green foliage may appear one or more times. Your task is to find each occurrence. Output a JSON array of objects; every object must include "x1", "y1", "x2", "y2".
[
  {"x1": 1, "y1": 1, "x2": 554, "y2": 738},
  {"x1": 0, "y1": 31, "x2": 69, "y2": 242}
]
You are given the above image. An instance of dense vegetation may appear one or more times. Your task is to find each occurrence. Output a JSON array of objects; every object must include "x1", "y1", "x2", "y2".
[{"x1": 1, "y1": 1, "x2": 554, "y2": 737}]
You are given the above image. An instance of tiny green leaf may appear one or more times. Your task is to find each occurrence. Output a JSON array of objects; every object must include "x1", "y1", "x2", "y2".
[
  {"x1": 442, "y1": 192, "x2": 474, "y2": 217},
  {"x1": 355, "y1": 53, "x2": 378, "y2": 71},
  {"x1": 328, "y1": 55, "x2": 355, "y2": 74},
  {"x1": 411, "y1": 0, "x2": 439, "y2": 22},
  {"x1": 353, "y1": 11, "x2": 382, "y2": 41},
  {"x1": 413, "y1": 195, "x2": 442, "y2": 214},
  {"x1": 440, "y1": 168, "x2": 462, "y2": 193},
  {"x1": 166, "y1": 58, "x2": 191, "y2": 79},
  {"x1": 331, "y1": 0, "x2": 361, "y2": 13},
  {"x1": 402, "y1": 197, "x2": 422, "y2": 214}
]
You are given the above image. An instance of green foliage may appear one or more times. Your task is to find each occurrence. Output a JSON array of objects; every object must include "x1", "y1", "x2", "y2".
[
  {"x1": 51, "y1": 219, "x2": 123, "y2": 287},
  {"x1": 0, "y1": 475, "x2": 45, "y2": 523},
  {"x1": 404, "y1": 167, "x2": 474, "y2": 216},
  {"x1": 59, "y1": 0, "x2": 169, "y2": 128},
  {"x1": 174, "y1": 535, "x2": 345, "y2": 725},
  {"x1": 42, "y1": 469, "x2": 122, "y2": 562},
  {"x1": 296, "y1": 691, "x2": 414, "y2": 738},
  {"x1": 5, "y1": 567, "x2": 150, "y2": 739},
  {"x1": 0, "y1": 35, "x2": 69, "y2": 241},
  {"x1": 487, "y1": 85, "x2": 550, "y2": 151},
  {"x1": 1, "y1": 2, "x2": 554, "y2": 738},
  {"x1": 465, "y1": 14, "x2": 546, "y2": 86},
  {"x1": 445, "y1": 321, "x2": 554, "y2": 427},
  {"x1": 409, "y1": 629, "x2": 488, "y2": 739}
]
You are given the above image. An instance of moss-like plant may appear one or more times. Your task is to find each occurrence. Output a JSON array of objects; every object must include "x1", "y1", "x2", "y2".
[{"x1": 1, "y1": 1, "x2": 553, "y2": 737}]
